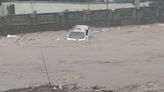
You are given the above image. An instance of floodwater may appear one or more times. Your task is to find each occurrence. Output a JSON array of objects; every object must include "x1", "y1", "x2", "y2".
[{"x1": 0, "y1": 24, "x2": 164, "y2": 91}]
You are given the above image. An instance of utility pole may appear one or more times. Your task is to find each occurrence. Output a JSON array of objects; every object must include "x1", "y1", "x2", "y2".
[
  {"x1": 86, "y1": 0, "x2": 90, "y2": 25},
  {"x1": 133, "y1": 0, "x2": 140, "y2": 24},
  {"x1": 31, "y1": 0, "x2": 33, "y2": 13},
  {"x1": 106, "y1": 0, "x2": 109, "y2": 10},
  {"x1": 134, "y1": 0, "x2": 140, "y2": 10},
  {"x1": 87, "y1": 0, "x2": 90, "y2": 10},
  {"x1": 106, "y1": 0, "x2": 109, "y2": 30},
  {"x1": 31, "y1": 0, "x2": 35, "y2": 14}
]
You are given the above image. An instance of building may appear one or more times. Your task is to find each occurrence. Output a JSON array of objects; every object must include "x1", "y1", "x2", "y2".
[
  {"x1": 95, "y1": 0, "x2": 114, "y2": 3},
  {"x1": 0, "y1": 1, "x2": 150, "y2": 16}
]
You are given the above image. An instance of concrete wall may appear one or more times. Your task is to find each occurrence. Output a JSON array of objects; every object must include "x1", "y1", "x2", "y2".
[{"x1": 0, "y1": 6, "x2": 161, "y2": 35}]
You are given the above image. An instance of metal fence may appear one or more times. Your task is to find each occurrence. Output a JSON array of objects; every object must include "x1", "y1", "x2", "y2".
[{"x1": 0, "y1": 6, "x2": 163, "y2": 35}]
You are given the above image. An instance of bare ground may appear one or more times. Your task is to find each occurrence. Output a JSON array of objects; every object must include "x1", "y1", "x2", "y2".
[{"x1": 1, "y1": 24, "x2": 164, "y2": 92}]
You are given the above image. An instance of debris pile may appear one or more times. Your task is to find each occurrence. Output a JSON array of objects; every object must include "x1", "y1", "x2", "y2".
[
  {"x1": 3, "y1": 81, "x2": 164, "y2": 92},
  {"x1": 3, "y1": 84, "x2": 114, "y2": 92}
]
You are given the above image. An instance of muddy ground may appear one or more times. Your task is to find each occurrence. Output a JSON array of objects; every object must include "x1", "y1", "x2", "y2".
[{"x1": 0, "y1": 24, "x2": 164, "y2": 92}]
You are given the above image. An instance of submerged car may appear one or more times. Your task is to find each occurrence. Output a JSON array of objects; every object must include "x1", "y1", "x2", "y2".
[{"x1": 67, "y1": 25, "x2": 90, "y2": 41}]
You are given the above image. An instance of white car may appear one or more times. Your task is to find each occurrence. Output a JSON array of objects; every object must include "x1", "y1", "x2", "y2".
[{"x1": 67, "y1": 25, "x2": 90, "y2": 41}]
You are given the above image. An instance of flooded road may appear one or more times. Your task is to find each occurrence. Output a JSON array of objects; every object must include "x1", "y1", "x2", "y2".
[{"x1": 0, "y1": 24, "x2": 164, "y2": 91}]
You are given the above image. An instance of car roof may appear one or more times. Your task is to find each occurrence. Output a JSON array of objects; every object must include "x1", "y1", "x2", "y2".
[{"x1": 70, "y1": 25, "x2": 89, "y2": 32}]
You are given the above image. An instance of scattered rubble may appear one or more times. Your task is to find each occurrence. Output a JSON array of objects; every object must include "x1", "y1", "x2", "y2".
[{"x1": 3, "y1": 84, "x2": 115, "y2": 92}]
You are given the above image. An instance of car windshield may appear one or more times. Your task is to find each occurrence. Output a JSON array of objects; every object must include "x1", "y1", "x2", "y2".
[{"x1": 69, "y1": 32, "x2": 85, "y2": 39}]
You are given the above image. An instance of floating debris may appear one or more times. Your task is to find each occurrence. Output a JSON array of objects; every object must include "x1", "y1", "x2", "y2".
[{"x1": 7, "y1": 35, "x2": 20, "y2": 39}]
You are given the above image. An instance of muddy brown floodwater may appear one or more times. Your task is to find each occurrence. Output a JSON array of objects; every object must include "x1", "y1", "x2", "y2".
[{"x1": 1, "y1": 24, "x2": 164, "y2": 92}]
